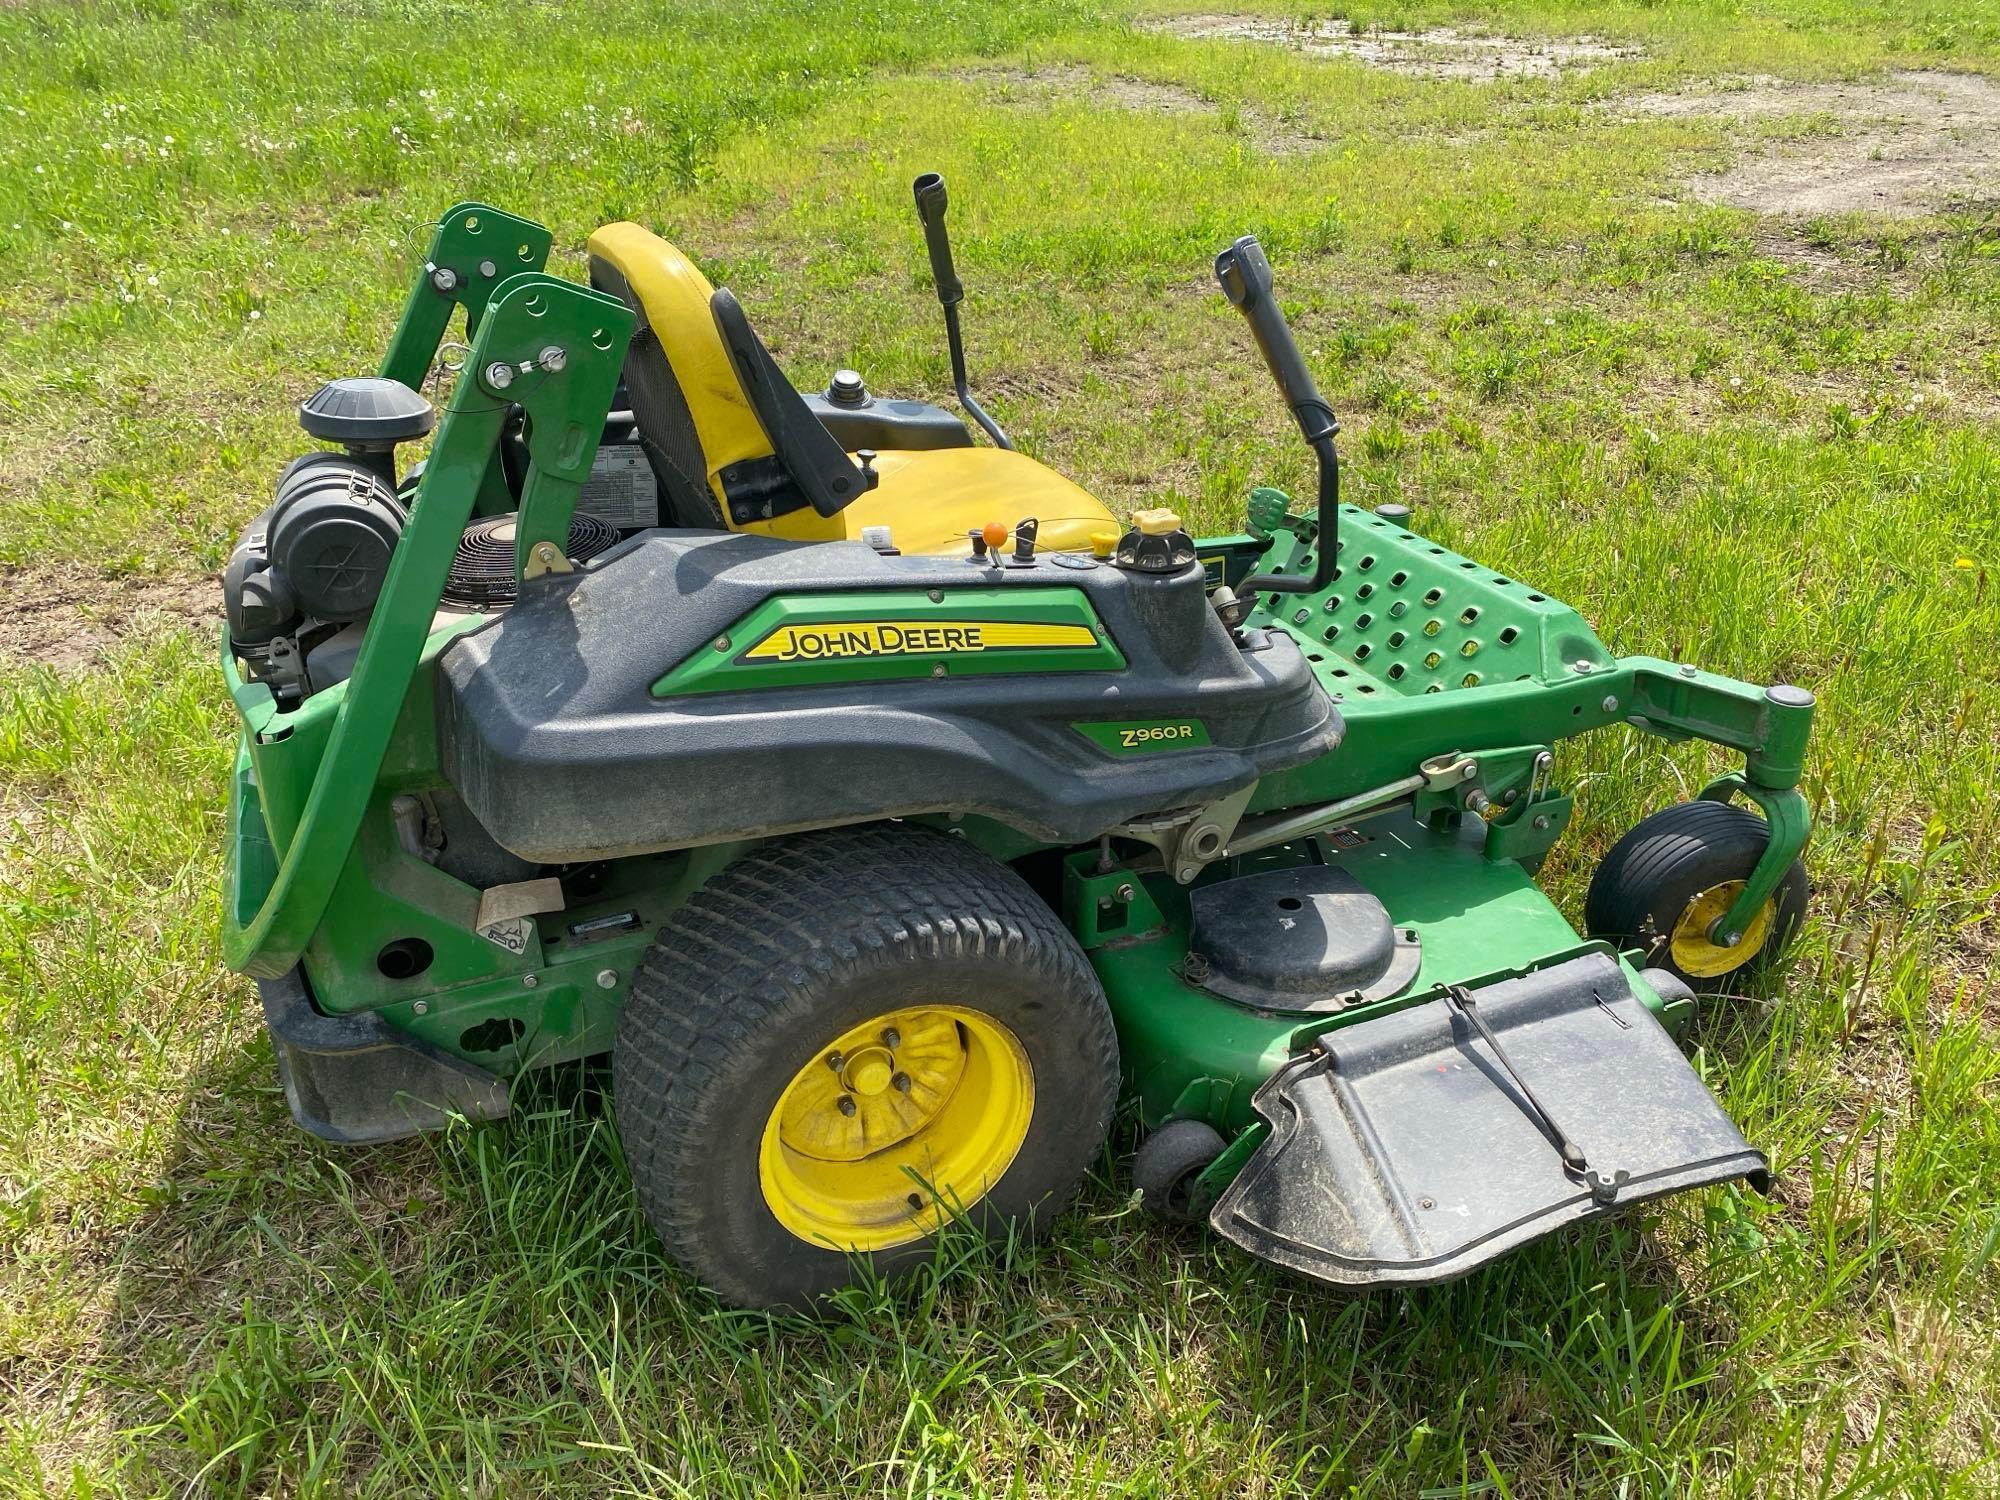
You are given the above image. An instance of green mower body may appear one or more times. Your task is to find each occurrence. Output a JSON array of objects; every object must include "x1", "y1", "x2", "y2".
[{"x1": 219, "y1": 191, "x2": 1814, "y2": 1307}]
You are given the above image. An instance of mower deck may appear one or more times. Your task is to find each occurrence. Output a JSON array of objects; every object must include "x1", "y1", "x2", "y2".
[
  {"x1": 1073, "y1": 820, "x2": 1768, "y2": 1288},
  {"x1": 1070, "y1": 813, "x2": 1696, "y2": 1133},
  {"x1": 1209, "y1": 949, "x2": 1767, "y2": 1287}
]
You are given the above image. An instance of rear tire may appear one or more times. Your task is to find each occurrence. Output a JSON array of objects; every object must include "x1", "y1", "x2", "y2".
[
  {"x1": 1585, "y1": 800, "x2": 1807, "y2": 992},
  {"x1": 614, "y1": 825, "x2": 1119, "y2": 1310}
]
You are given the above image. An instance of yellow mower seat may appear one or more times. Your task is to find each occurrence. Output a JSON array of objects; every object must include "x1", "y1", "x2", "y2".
[{"x1": 586, "y1": 221, "x2": 1119, "y2": 555}]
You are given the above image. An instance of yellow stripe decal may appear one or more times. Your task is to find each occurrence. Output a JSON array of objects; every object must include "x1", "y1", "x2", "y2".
[{"x1": 744, "y1": 620, "x2": 1098, "y2": 663}]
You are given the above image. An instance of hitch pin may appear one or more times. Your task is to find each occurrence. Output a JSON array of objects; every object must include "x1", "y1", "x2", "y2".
[{"x1": 1528, "y1": 749, "x2": 1552, "y2": 803}]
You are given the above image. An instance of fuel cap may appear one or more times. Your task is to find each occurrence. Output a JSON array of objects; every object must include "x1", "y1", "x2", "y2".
[{"x1": 1115, "y1": 510, "x2": 1196, "y2": 574}]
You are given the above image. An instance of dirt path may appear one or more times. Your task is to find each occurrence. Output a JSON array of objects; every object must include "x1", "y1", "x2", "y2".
[
  {"x1": 0, "y1": 571, "x2": 221, "y2": 672},
  {"x1": 1141, "y1": 15, "x2": 1637, "y2": 79},
  {"x1": 1612, "y1": 72, "x2": 2000, "y2": 216}
]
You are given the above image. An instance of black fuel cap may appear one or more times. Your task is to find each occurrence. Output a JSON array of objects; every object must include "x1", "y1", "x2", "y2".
[{"x1": 299, "y1": 377, "x2": 436, "y2": 447}]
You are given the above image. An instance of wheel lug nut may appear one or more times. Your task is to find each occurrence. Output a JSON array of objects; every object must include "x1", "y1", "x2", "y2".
[
  {"x1": 882, "y1": 1027, "x2": 901, "y2": 1048},
  {"x1": 837, "y1": 1096, "x2": 857, "y2": 1117},
  {"x1": 825, "y1": 1052, "x2": 845, "y2": 1071},
  {"x1": 892, "y1": 1072, "x2": 911, "y2": 1093}
]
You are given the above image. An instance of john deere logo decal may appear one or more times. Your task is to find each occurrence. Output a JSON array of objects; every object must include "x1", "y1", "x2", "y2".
[{"x1": 746, "y1": 620, "x2": 1097, "y2": 662}]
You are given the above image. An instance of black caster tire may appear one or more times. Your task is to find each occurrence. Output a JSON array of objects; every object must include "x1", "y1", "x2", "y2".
[
  {"x1": 1585, "y1": 800, "x2": 1808, "y2": 992},
  {"x1": 1133, "y1": 1118, "x2": 1227, "y2": 1223},
  {"x1": 614, "y1": 825, "x2": 1120, "y2": 1310}
]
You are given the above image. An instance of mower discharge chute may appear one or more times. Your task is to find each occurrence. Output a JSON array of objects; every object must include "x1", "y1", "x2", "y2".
[{"x1": 219, "y1": 181, "x2": 1813, "y2": 1309}]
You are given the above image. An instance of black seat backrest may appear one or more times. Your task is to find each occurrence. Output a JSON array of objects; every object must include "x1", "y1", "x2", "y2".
[{"x1": 709, "y1": 289, "x2": 877, "y2": 519}]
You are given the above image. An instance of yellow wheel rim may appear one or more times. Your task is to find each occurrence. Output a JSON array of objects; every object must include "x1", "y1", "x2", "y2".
[
  {"x1": 758, "y1": 1005, "x2": 1034, "y2": 1252},
  {"x1": 1668, "y1": 879, "x2": 1776, "y2": 979}
]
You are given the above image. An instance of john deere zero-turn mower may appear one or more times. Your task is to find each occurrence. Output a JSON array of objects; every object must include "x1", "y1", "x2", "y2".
[{"x1": 220, "y1": 176, "x2": 1813, "y2": 1308}]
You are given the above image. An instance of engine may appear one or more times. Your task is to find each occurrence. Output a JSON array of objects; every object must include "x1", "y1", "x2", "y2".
[
  {"x1": 223, "y1": 377, "x2": 434, "y2": 704},
  {"x1": 226, "y1": 377, "x2": 623, "y2": 706}
]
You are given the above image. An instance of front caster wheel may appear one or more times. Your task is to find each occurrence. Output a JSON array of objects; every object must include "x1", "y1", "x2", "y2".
[
  {"x1": 1133, "y1": 1119, "x2": 1226, "y2": 1223},
  {"x1": 1585, "y1": 800, "x2": 1808, "y2": 992},
  {"x1": 614, "y1": 825, "x2": 1120, "y2": 1310}
]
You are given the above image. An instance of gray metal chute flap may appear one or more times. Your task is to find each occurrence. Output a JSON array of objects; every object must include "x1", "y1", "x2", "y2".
[{"x1": 1208, "y1": 951, "x2": 1767, "y2": 1287}]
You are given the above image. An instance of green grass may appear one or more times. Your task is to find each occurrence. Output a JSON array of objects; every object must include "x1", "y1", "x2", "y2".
[{"x1": 3, "y1": 0, "x2": 1998, "y2": 1492}]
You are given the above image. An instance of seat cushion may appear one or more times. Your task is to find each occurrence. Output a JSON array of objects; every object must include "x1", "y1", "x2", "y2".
[
  {"x1": 588, "y1": 221, "x2": 1121, "y2": 555},
  {"x1": 737, "y1": 446, "x2": 1122, "y2": 557}
]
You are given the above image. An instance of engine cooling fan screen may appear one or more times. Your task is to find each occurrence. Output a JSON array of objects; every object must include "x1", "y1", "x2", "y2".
[{"x1": 444, "y1": 512, "x2": 622, "y2": 609}]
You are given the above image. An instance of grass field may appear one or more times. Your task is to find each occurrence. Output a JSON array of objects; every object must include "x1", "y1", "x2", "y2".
[{"x1": 3, "y1": 0, "x2": 1998, "y2": 1493}]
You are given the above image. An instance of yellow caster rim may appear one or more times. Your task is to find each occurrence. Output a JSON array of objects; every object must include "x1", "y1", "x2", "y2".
[
  {"x1": 758, "y1": 1005, "x2": 1034, "y2": 1251},
  {"x1": 1668, "y1": 880, "x2": 1776, "y2": 979}
]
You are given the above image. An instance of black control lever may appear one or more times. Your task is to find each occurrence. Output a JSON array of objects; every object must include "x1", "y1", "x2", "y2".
[
  {"x1": 913, "y1": 172, "x2": 1014, "y2": 451},
  {"x1": 1214, "y1": 234, "x2": 1339, "y2": 595}
]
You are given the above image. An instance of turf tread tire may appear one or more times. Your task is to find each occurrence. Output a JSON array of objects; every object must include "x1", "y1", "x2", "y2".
[
  {"x1": 614, "y1": 825, "x2": 1119, "y2": 1309},
  {"x1": 1584, "y1": 800, "x2": 1807, "y2": 991}
]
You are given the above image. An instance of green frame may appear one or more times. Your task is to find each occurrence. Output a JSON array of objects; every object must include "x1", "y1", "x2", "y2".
[
  {"x1": 380, "y1": 202, "x2": 554, "y2": 389},
  {"x1": 1241, "y1": 503, "x2": 1813, "y2": 942},
  {"x1": 225, "y1": 212, "x2": 635, "y2": 980}
]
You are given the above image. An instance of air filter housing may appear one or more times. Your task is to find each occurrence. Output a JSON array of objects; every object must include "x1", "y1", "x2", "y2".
[
  {"x1": 299, "y1": 377, "x2": 436, "y2": 446},
  {"x1": 299, "y1": 377, "x2": 435, "y2": 485},
  {"x1": 445, "y1": 512, "x2": 621, "y2": 609}
]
